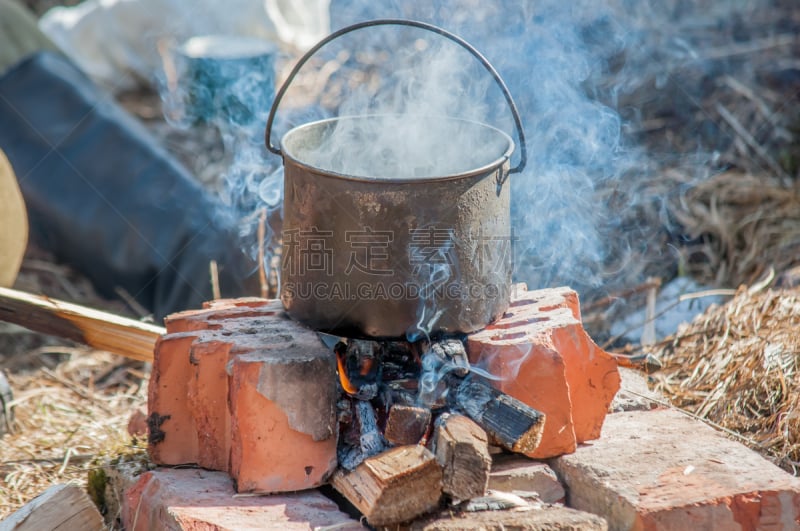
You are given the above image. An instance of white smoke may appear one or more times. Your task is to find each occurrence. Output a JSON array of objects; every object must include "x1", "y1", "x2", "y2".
[{"x1": 185, "y1": 0, "x2": 782, "y2": 319}]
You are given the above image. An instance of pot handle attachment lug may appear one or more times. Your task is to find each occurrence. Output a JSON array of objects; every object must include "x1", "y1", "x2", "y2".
[{"x1": 265, "y1": 18, "x2": 527, "y2": 176}]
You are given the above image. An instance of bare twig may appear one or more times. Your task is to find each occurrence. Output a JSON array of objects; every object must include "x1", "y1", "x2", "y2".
[
  {"x1": 698, "y1": 33, "x2": 797, "y2": 62},
  {"x1": 722, "y1": 76, "x2": 773, "y2": 121},
  {"x1": 209, "y1": 260, "x2": 221, "y2": 300},
  {"x1": 257, "y1": 208, "x2": 268, "y2": 299},
  {"x1": 715, "y1": 103, "x2": 791, "y2": 183},
  {"x1": 114, "y1": 287, "x2": 151, "y2": 319},
  {"x1": 581, "y1": 278, "x2": 663, "y2": 313}
]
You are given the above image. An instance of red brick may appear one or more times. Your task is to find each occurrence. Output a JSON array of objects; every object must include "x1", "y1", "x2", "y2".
[
  {"x1": 411, "y1": 505, "x2": 607, "y2": 530},
  {"x1": 163, "y1": 307, "x2": 223, "y2": 334},
  {"x1": 229, "y1": 345, "x2": 338, "y2": 493},
  {"x1": 150, "y1": 301, "x2": 339, "y2": 492},
  {"x1": 552, "y1": 409, "x2": 800, "y2": 530},
  {"x1": 489, "y1": 455, "x2": 565, "y2": 504},
  {"x1": 187, "y1": 339, "x2": 232, "y2": 471},
  {"x1": 164, "y1": 298, "x2": 281, "y2": 333},
  {"x1": 204, "y1": 297, "x2": 282, "y2": 310},
  {"x1": 148, "y1": 333, "x2": 199, "y2": 465},
  {"x1": 467, "y1": 286, "x2": 620, "y2": 459},
  {"x1": 123, "y1": 468, "x2": 362, "y2": 531}
]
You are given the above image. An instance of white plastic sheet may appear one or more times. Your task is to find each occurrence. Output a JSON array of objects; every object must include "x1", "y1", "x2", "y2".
[{"x1": 39, "y1": 0, "x2": 330, "y2": 92}]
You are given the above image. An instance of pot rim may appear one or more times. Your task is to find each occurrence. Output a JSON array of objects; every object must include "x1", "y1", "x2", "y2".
[
  {"x1": 279, "y1": 114, "x2": 514, "y2": 184},
  {"x1": 178, "y1": 34, "x2": 278, "y2": 60}
]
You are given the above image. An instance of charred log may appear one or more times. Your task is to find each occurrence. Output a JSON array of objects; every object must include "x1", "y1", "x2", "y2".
[
  {"x1": 338, "y1": 398, "x2": 387, "y2": 471},
  {"x1": 384, "y1": 405, "x2": 432, "y2": 446},
  {"x1": 450, "y1": 375, "x2": 545, "y2": 454}
]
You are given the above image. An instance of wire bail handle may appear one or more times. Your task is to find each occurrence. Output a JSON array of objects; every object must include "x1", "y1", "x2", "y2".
[{"x1": 265, "y1": 18, "x2": 527, "y2": 175}]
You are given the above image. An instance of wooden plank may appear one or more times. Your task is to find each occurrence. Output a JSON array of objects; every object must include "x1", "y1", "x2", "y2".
[
  {"x1": 331, "y1": 445, "x2": 443, "y2": 526},
  {"x1": 452, "y1": 375, "x2": 546, "y2": 454},
  {"x1": 0, "y1": 484, "x2": 104, "y2": 531},
  {"x1": 430, "y1": 413, "x2": 491, "y2": 500},
  {"x1": 0, "y1": 286, "x2": 164, "y2": 362}
]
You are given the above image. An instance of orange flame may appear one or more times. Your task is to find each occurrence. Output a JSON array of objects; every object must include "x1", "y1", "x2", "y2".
[{"x1": 336, "y1": 349, "x2": 359, "y2": 395}]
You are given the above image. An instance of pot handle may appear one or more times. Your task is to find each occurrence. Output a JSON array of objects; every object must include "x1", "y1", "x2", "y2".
[{"x1": 265, "y1": 18, "x2": 527, "y2": 175}]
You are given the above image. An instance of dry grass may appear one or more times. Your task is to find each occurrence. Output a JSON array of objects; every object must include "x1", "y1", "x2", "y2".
[
  {"x1": 0, "y1": 347, "x2": 147, "y2": 519},
  {"x1": 648, "y1": 285, "x2": 800, "y2": 473},
  {"x1": 667, "y1": 170, "x2": 800, "y2": 288},
  {"x1": 0, "y1": 243, "x2": 150, "y2": 521}
]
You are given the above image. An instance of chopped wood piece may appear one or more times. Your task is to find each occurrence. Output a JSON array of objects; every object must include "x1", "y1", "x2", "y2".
[
  {"x1": 430, "y1": 413, "x2": 491, "y2": 500},
  {"x1": 2, "y1": 484, "x2": 104, "y2": 531},
  {"x1": 0, "y1": 286, "x2": 164, "y2": 362},
  {"x1": 452, "y1": 375, "x2": 546, "y2": 454},
  {"x1": 331, "y1": 445, "x2": 443, "y2": 526},
  {"x1": 339, "y1": 399, "x2": 388, "y2": 471},
  {"x1": 384, "y1": 405, "x2": 431, "y2": 446}
]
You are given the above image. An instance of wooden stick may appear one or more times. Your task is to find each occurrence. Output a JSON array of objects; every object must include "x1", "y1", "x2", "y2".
[
  {"x1": 113, "y1": 286, "x2": 151, "y2": 318},
  {"x1": 209, "y1": 260, "x2": 221, "y2": 300},
  {"x1": 257, "y1": 207, "x2": 268, "y2": 299},
  {"x1": 0, "y1": 286, "x2": 163, "y2": 362},
  {"x1": 581, "y1": 278, "x2": 662, "y2": 313},
  {"x1": 699, "y1": 33, "x2": 796, "y2": 62}
]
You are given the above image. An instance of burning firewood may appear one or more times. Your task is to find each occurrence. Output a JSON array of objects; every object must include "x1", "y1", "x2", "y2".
[
  {"x1": 429, "y1": 413, "x2": 491, "y2": 501},
  {"x1": 331, "y1": 444, "x2": 443, "y2": 526},
  {"x1": 336, "y1": 335, "x2": 547, "y2": 471},
  {"x1": 337, "y1": 398, "x2": 387, "y2": 471},
  {"x1": 451, "y1": 375, "x2": 545, "y2": 454},
  {"x1": 384, "y1": 404, "x2": 431, "y2": 446},
  {"x1": 429, "y1": 338, "x2": 470, "y2": 376},
  {"x1": 418, "y1": 338, "x2": 469, "y2": 408},
  {"x1": 334, "y1": 339, "x2": 382, "y2": 400},
  {"x1": 330, "y1": 333, "x2": 549, "y2": 525}
]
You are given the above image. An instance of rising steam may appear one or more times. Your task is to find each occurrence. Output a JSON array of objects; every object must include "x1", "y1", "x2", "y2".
[
  {"x1": 269, "y1": 0, "x2": 648, "y2": 299},
  {"x1": 165, "y1": 0, "x2": 777, "y2": 329}
]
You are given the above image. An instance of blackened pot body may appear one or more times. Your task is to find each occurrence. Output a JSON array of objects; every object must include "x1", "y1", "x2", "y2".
[{"x1": 279, "y1": 115, "x2": 513, "y2": 338}]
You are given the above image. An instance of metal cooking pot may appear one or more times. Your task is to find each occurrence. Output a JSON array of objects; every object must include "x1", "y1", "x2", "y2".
[{"x1": 265, "y1": 19, "x2": 527, "y2": 339}]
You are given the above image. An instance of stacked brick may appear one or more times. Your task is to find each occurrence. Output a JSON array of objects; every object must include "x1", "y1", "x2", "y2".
[
  {"x1": 147, "y1": 298, "x2": 338, "y2": 493},
  {"x1": 468, "y1": 285, "x2": 621, "y2": 458},
  {"x1": 147, "y1": 288, "x2": 624, "y2": 492},
  {"x1": 132, "y1": 288, "x2": 800, "y2": 530}
]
